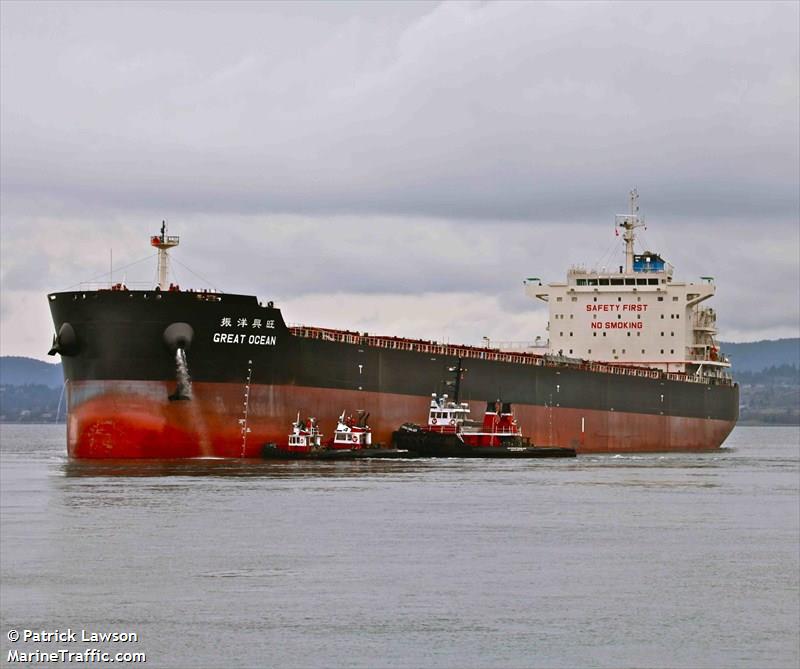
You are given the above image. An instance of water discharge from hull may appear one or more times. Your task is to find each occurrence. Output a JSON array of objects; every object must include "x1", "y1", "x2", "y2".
[
  {"x1": 171, "y1": 347, "x2": 193, "y2": 401},
  {"x1": 55, "y1": 378, "x2": 68, "y2": 423},
  {"x1": 166, "y1": 348, "x2": 212, "y2": 456}
]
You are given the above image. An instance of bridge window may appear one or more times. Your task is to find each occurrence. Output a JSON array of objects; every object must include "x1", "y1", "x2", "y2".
[
  {"x1": 636, "y1": 279, "x2": 648, "y2": 285},
  {"x1": 599, "y1": 279, "x2": 610, "y2": 286},
  {"x1": 611, "y1": 279, "x2": 623, "y2": 286},
  {"x1": 626, "y1": 278, "x2": 635, "y2": 285},
  {"x1": 588, "y1": 279, "x2": 598, "y2": 286},
  {"x1": 577, "y1": 279, "x2": 587, "y2": 286}
]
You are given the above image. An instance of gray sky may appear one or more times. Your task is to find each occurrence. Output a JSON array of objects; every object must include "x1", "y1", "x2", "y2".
[{"x1": 1, "y1": 1, "x2": 798, "y2": 360}]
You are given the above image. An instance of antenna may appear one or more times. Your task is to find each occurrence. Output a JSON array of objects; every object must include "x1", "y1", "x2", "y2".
[{"x1": 447, "y1": 358, "x2": 466, "y2": 403}]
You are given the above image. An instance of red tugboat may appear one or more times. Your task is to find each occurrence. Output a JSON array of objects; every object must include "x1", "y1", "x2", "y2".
[
  {"x1": 393, "y1": 392, "x2": 575, "y2": 458},
  {"x1": 329, "y1": 410, "x2": 372, "y2": 450}
]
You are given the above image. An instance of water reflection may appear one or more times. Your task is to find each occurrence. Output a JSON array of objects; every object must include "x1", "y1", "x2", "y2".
[{"x1": 61, "y1": 457, "x2": 437, "y2": 479}]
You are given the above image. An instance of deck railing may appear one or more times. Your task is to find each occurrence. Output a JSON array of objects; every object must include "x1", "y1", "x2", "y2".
[{"x1": 288, "y1": 326, "x2": 734, "y2": 387}]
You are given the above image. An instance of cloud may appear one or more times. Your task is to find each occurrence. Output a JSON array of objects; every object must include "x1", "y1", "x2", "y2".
[
  {"x1": 0, "y1": 1, "x2": 797, "y2": 358},
  {"x1": 1, "y1": 2, "x2": 797, "y2": 219}
]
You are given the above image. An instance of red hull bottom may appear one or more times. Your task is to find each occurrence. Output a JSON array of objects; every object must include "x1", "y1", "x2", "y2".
[{"x1": 66, "y1": 381, "x2": 736, "y2": 459}]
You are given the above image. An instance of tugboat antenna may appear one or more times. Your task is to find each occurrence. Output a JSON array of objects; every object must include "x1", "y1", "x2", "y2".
[{"x1": 448, "y1": 357, "x2": 466, "y2": 403}]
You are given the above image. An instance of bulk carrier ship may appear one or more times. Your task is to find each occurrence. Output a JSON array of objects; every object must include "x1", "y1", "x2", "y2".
[{"x1": 47, "y1": 191, "x2": 738, "y2": 458}]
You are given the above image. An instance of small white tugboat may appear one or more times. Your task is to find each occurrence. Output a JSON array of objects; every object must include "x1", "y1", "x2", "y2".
[
  {"x1": 330, "y1": 410, "x2": 373, "y2": 450},
  {"x1": 286, "y1": 414, "x2": 323, "y2": 454},
  {"x1": 262, "y1": 411, "x2": 409, "y2": 460},
  {"x1": 261, "y1": 414, "x2": 325, "y2": 458}
]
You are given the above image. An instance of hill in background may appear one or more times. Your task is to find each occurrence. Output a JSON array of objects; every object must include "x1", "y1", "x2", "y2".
[
  {"x1": 720, "y1": 339, "x2": 800, "y2": 373},
  {"x1": 0, "y1": 356, "x2": 63, "y2": 388},
  {"x1": 0, "y1": 357, "x2": 65, "y2": 423}
]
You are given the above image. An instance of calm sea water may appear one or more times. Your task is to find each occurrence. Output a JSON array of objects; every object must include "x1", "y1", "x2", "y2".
[{"x1": 1, "y1": 425, "x2": 798, "y2": 669}]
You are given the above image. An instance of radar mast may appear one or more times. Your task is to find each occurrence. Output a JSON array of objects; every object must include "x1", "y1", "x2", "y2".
[{"x1": 615, "y1": 189, "x2": 646, "y2": 273}]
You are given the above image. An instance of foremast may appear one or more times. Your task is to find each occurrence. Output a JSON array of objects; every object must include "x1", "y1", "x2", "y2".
[{"x1": 150, "y1": 222, "x2": 180, "y2": 291}]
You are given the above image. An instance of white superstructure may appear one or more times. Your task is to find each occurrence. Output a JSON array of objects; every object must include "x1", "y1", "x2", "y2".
[{"x1": 524, "y1": 190, "x2": 730, "y2": 379}]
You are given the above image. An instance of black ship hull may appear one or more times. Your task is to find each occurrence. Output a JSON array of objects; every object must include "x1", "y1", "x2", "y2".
[{"x1": 48, "y1": 289, "x2": 739, "y2": 458}]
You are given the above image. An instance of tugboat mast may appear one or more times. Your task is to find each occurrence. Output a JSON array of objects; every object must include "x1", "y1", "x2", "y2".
[
  {"x1": 447, "y1": 358, "x2": 466, "y2": 403},
  {"x1": 150, "y1": 221, "x2": 180, "y2": 290},
  {"x1": 616, "y1": 188, "x2": 646, "y2": 273}
]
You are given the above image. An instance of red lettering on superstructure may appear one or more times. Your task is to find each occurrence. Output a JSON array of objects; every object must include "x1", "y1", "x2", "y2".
[
  {"x1": 603, "y1": 321, "x2": 644, "y2": 329},
  {"x1": 587, "y1": 303, "x2": 648, "y2": 313}
]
